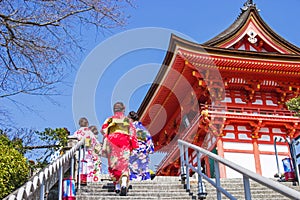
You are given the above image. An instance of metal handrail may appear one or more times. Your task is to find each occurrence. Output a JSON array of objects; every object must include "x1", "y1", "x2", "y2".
[
  {"x1": 4, "y1": 138, "x2": 84, "y2": 200},
  {"x1": 178, "y1": 139, "x2": 300, "y2": 200}
]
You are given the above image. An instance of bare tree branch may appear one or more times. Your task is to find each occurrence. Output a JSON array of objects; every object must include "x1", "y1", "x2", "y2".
[{"x1": 0, "y1": 0, "x2": 134, "y2": 124}]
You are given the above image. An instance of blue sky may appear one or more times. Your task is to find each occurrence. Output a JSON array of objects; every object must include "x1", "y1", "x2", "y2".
[{"x1": 4, "y1": 0, "x2": 300, "y2": 169}]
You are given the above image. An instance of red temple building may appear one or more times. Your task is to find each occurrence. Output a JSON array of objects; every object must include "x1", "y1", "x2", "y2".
[{"x1": 137, "y1": 2, "x2": 300, "y2": 178}]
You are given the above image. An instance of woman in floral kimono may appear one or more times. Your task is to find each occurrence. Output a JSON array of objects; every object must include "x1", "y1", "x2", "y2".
[
  {"x1": 89, "y1": 125, "x2": 102, "y2": 183},
  {"x1": 101, "y1": 102, "x2": 139, "y2": 196},
  {"x1": 73, "y1": 117, "x2": 101, "y2": 184},
  {"x1": 128, "y1": 111, "x2": 154, "y2": 181}
]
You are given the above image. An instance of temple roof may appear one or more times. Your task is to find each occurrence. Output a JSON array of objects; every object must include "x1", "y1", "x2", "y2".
[
  {"x1": 203, "y1": 5, "x2": 300, "y2": 54},
  {"x1": 138, "y1": 34, "x2": 300, "y2": 118},
  {"x1": 137, "y1": 2, "x2": 300, "y2": 173},
  {"x1": 138, "y1": 5, "x2": 300, "y2": 118}
]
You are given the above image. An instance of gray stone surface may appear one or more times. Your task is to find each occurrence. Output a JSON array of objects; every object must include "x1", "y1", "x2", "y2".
[{"x1": 75, "y1": 176, "x2": 300, "y2": 200}]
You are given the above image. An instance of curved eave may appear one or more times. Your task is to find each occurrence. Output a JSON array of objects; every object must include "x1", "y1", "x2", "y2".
[
  {"x1": 203, "y1": 6, "x2": 300, "y2": 55},
  {"x1": 169, "y1": 34, "x2": 300, "y2": 62},
  {"x1": 137, "y1": 34, "x2": 300, "y2": 118},
  {"x1": 203, "y1": 7, "x2": 252, "y2": 46},
  {"x1": 137, "y1": 35, "x2": 176, "y2": 118}
]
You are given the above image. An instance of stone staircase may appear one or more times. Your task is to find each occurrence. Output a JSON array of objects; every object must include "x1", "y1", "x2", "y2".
[
  {"x1": 190, "y1": 178, "x2": 300, "y2": 200},
  {"x1": 76, "y1": 176, "x2": 194, "y2": 200},
  {"x1": 76, "y1": 176, "x2": 300, "y2": 200}
]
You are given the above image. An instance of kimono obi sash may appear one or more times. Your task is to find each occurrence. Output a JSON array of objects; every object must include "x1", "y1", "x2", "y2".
[
  {"x1": 136, "y1": 129, "x2": 147, "y2": 141},
  {"x1": 107, "y1": 117, "x2": 130, "y2": 135}
]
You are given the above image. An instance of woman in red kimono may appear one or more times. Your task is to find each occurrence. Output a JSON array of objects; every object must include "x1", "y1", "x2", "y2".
[{"x1": 101, "y1": 102, "x2": 138, "y2": 196}]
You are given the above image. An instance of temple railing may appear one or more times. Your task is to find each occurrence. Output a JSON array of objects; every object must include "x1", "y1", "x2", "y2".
[
  {"x1": 4, "y1": 137, "x2": 84, "y2": 200},
  {"x1": 156, "y1": 105, "x2": 300, "y2": 175},
  {"x1": 209, "y1": 105, "x2": 296, "y2": 117},
  {"x1": 178, "y1": 139, "x2": 300, "y2": 200}
]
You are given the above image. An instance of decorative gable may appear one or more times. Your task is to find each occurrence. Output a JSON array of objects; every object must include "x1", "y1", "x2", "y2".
[
  {"x1": 225, "y1": 20, "x2": 281, "y2": 53},
  {"x1": 204, "y1": 5, "x2": 300, "y2": 55}
]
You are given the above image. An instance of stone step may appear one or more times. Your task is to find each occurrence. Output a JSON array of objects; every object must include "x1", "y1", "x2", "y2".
[
  {"x1": 92, "y1": 176, "x2": 297, "y2": 185},
  {"x1": 99, "y1": 175, "x2": 182, "y2": 182},
  {"x1": 75, "y1": 176, "x2": 299, "y2": 200},
  {"x1": 208, "y1": 182, "x2": 299, "y2": 189},
  {"x1": 81, "y1": 186, "x2": 185, "y2": 191},
  {"x1": 78, "y1": 192, "x2": 191, "y2": 197},
  {"x1": 187, "y1": 180, "x2": 298, "y2": 200},
  {"x1": 189, "y1": 179, "x2": 300, "y2": 191},
  {"x1": 193, "y1": 184, "x2": 299, "y2": 192},
  {"x1": 79, "y1": 187, "x2": 297, "y2": 196},
  {"x1": 203, "y1": 178, "x2": 298, "y2": 187},
  {"x1": 78, "y1": 189, "x2": 190, "y2": 196},
  {"x1": 97, "y1": 181, "x2": 184, "y2": 185},
  {"x1": 204, "y1": 190, "x2": 289, "y2": 196},
  {"x1": 204, "y1": 195, "x2": 290, "y2": 200},
  {"x1": 83, "y1": 183, "x2": 183, "y2": 188},
  {"x1": 76, "y1": 195, "x2": 193, "y2": 200},
  {"x1": 79, "y1": 189, "x2": 188, "y2": 193},
  {"x1": 80, "y1": 189, "x2": 186, "y2": 194},
  {"x1": 76, "y1": 178, "x2": 195, "y2": 200}
]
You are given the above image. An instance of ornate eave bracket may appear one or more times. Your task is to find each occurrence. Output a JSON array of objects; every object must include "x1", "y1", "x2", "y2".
[
  {"x1": 284, "y1": 122, "x2": 300, "y2": 138},
  {"x1": 249, "y1": 120, "x2": 263, "y2": 139}
]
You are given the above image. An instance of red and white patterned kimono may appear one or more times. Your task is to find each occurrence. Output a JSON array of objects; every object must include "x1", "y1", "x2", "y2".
[
  {"x1": 101, "y1": 112, "x2": 139, "y2": 186},
  {"x1": 73, "y1": 127, "x2": 102, "y2": 183}
]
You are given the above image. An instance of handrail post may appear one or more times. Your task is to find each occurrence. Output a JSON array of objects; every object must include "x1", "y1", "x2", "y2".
[
  {"x1": 197, "y1": 152, "x2": 207, "y2": 199},
  {"x1": 58, "y1": 163, "x2": 63, "y2": 200},
  {"x1": 39, "y1": 179, "x2": 45, "y2": 200},
  {"x1": 45, "y1": 181, "x2": 49, "y2": 200},
  {"x1": 176, "y1": 140, "x2": 300, "y2": 200},
  {"x1": 77, "y1": 145, "x2": 82, "y2": 190},
  {"x1": 179, "y1": 143, "x2": 186, "y2": 185},
  {"x1": 214, "y1": 160, "x2": 221, "y2": 200},
  {"x1": 243, "y1": 175, "x2": 252, "y2": 200},
  {"x1": 291, "y1": 139, "x2": 300, "y2": 186},
  {"x1": 274, "y1": 137, "x2": 281, "y2": 178},
  {"x1": 71, "y1": 156, "x2": 75, "y2": 179},
  {"x1": 185, "y1": 145, "x2": 190, "y2": 192}
]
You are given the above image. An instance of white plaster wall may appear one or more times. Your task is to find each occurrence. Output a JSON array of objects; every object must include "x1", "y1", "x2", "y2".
[
  {"x1": 260, "y1": 154, "x2": 286, "y2": 178},
  {"x1": 259, "y1": 144, "x2": 288, "y2": 152},
  {"x1": 259, "y1": 144, "x2": 289, "y2": 177},
  {"x1": 222, "y1": 143, "x2": 289, "y2": 178},
  {"x1": 224, "y1": 152, "x2": 255, "y2": 178},
  {"x1": 223, "y1": 142, "x2": 253, "y2": 150}
]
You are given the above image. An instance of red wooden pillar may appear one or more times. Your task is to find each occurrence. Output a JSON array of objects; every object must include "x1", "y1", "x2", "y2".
[
  {"x1": 217, "y1": 137, "x2": 226, "y2": 178},
  {"x1": 204, "y1": 156, "x2": 211, "y2": 178},
  {"x1": 252, "y1": 139, "x2": 262, "y2": 175}
]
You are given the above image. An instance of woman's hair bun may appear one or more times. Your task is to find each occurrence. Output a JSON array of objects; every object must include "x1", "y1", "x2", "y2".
[{"x1": 128, "y1": 111, "x2": 139, "y2": 121}]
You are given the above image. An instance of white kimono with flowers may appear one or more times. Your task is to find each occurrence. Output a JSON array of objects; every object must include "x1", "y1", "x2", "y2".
[{"x1": 73, "y1": 127, "x2": 102, "y2": 183}]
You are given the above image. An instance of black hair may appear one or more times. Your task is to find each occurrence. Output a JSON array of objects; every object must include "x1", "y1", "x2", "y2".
[{"x1": 128, "y1": 111, "x2": 139, "y2": 121}]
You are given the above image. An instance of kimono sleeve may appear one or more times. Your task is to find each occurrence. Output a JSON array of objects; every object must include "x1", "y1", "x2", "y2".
[
  {"x1": 101, "y1": 117, "x2": 112, "y2": 135},
  {"x1": 73, "y1": 129, "x2": 83, "y2": 141},
  {"x1": 101, "y1": 135, "x2": 109, "y2": 158},
  {"x1": 129, "y1": 121, "x2": 139, "y2": 150},
  {"x1": 144, "y1": 126, "x2": 154, "y2": 154},
  {"x1": 90, "y1": 131, "x2": 101, "y2": 154}
]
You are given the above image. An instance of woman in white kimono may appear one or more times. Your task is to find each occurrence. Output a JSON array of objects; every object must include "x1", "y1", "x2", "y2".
[
  {"x1": 89, "y1": 125, "x2": 102, "y2": 183},
  {"x1": 73, "y1": 117, "x2": 101, "y2": 183}
]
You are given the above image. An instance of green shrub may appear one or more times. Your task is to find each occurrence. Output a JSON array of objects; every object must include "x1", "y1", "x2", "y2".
[
  {"x1": 286, "y1": 96, "x2": 300, "y2": 117},
  {"x1": 0, "y1": 135, "x2": 29, "y2": 199}
]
